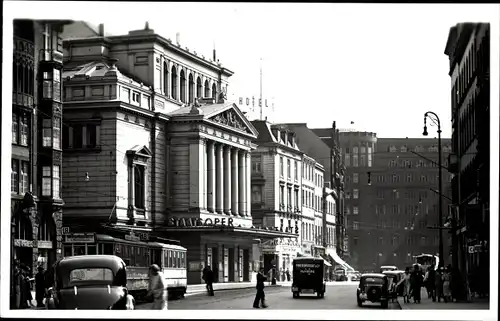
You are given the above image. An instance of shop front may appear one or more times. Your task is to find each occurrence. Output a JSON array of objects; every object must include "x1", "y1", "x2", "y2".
[
  {"x1": 158, "y1": 218, "x2": 296, "y2": 285},
  {"x1": 261, "y1": 238, "x2": 300, "y2": 281}
]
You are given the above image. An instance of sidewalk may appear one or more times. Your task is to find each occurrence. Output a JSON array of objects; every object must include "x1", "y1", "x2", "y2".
[{"x1": 397, "y1": 288, "x2": 489, "y2": 310}]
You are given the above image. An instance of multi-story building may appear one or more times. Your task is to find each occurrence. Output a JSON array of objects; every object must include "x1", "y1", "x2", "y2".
[
  {"x1": 340, "y1": 134, "x2": 453, "y2": 271},
  {"x1": 250, "y1": 121, "x2": 303, "y2": 275},
  {"x1": 278, "y1": 123, "x2": 351, "y2": 270},
  {"x1": 445, "y1": 23, "x2": 490, "y2": 296},
  {"x1": 60, "y1": 21, "x2": 293, "y2": 285},
  {"x1": 10, "y1": 19, "x2": 71, "y2": 307}
]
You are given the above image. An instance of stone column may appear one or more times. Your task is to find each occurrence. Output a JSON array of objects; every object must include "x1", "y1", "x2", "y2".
[
  {"x1": 201, "y1": 76, "x2": 206, "y2": 98},
  {"x1": 223, "y1": 146, "x2": 232, "y2": 215},
  {"x1": 202, "y1": 139, "x2": 207, "y2": 210},
  {"x1": 176, "y1": 66, "x2": 181, "y2": 102},
  {"x1": 166, "y1": 60, "x2": 171, "y2": 98},
  {"x1": 245, "y1": 152, "x2": 251, "y2": 217},
  {"x1": 189, "y1": 138, "x2": 204, "y2": 209},
  {"x1": 238, "y1": 151, "x2": 245, "y2": 216},
  {"x1": 231, "y1": 149, "x2": 239, "y2": 216},
  {"x1": 215, "y1": 143, "x2": 224, "y2": 214},
  {"x1": 207, "y1": 141, "x2": 216, "y2": 213},
  {"x1": 143, "y1": 166, "x2": 148, "y2": 212}
]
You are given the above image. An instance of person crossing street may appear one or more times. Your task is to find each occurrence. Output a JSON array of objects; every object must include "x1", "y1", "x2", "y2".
[
  {"x1": 253, "y1": 268, "x2": 268, "y2": 308},
  {"x1": 202, "y1": 265, "x2": 215, "y2": 296}
]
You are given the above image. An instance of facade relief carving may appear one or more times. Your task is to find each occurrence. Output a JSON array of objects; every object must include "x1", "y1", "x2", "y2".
[{"x1": 210, "y1": 109, "x2": 249, "y2": 133}]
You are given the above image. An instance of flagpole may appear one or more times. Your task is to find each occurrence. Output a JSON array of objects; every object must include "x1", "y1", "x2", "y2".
[{"x1": 260, "y1": 58, "x2": 263, "y2": 121}]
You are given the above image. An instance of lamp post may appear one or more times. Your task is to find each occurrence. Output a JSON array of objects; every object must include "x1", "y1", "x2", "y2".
[{"x1": 422, "y1": 111, "x2": 444, "y2": 267}]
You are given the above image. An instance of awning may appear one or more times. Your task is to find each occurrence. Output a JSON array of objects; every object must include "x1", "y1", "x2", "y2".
[
  {"x1": 320, "y1": 254, "x2": 332, "y2": 267},
  {"x1": 326, "y1": 249, "x2": 354, "y2": 271}
]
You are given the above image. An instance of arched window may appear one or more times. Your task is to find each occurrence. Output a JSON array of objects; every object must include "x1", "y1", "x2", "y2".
[
  {"x1": 204, "y1": 80, "x2": 210, "y2": 98},
  {"x1": 163, "y1": 62, "x2": 169, "y2": 97},
  {"x1": 188, "y1": 73, "x2": 194, "y2": 103},
  {"x1": 212, "y1": 83, "x2": 217, "y2": 99},
  {"x1": 170, "y1": 66, "x2": 177, "y2": 100},
  {"x1": 180, "y1": 70, "x2": 186, "y2": 103},
  {"x1": 196, "y1": 77, "x2": 202, "y2": 99}
]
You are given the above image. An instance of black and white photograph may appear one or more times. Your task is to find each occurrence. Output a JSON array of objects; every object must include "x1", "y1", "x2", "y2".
[{"x1": 1, "y1": 2, "x2": 498, "y2": 320}]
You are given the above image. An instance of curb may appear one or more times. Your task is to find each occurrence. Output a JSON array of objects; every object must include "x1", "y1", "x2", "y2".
[{"x1": 185, "y1": 284, "x2": 282, "y2": 297}]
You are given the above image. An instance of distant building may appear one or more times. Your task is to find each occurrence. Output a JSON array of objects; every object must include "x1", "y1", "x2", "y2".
[
  {"x1": 445, "y1": 23, "x2": 490, "y2": 294},
  {"x1": 339, "y1": 133, "x2": 452, "y2": 271},
  {"x1": 60, "y1": 21, "x2": 292, "y2": 285},
  {"x1": 250, "y1": 121, "x2": 303, "y2": 275}
]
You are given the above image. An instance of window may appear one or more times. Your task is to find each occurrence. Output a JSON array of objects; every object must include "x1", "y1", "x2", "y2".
[
  {"x1": 367, "y1": 147, "x2": 372, "y2": 167},
  {"x1": 406, "y1": 236, "x2": 414, "y2": 245},
  {"x1": 63, "y1": 123, "x2": 101, "y2": 149},
  {"x1": 345, "y1": 192, "x2": 350, "y2": 199},
  {"x1": 360, "y1": 155, "x2": 366, "y2": 167},
  {"x1": 352, "y1": 155, "x2": 358, "y2": 167},
  {"x1": 294, "y1": 190, "x2": 299, "y2": 209},
  {"x1": 20, "y1": 161, "x2": 29, "y2": 194},
  {"x1": 406, "y1": 174, "x2": 412, "y2": 183},
  {"x1": 121, "y1": 87, "x2": 131, "y2": 103},
  {"x1": 345, "y1": 206, "x2": 351, "y2": 215},
  {"x1": 43, "y1": 71, "x2": 53, "y2": 99},
  {"x1": 42, "y1": 119, "x2": 52, "y2": 147},
  {"x1": 251, "y1": 185, "x2": 262, "y2": 203},
  {"x1": 377, "y1": 190, "x2": 384, "y2": 199},
  {"x1": 287, "y1": 159, "x2": 291, "y2": 178},
  {"x1": 20, "y1": 113, "x2": 29, "y2": 146},
  {"x1": 344, "y1": 153, "x2": 350, "y2": 166},
  {"x1": 132, "y1": 91, "x2": 140, "y2": 103},
  {"x1": 391, "y1": 237, "x2": 398, "y2": 246},
  {"x1": 134, "y1": 166, "x2": 145, "y2": 209},
  {"x1": 392, "y1": 174, "x2": 399, "y2": 183},
  {"x1": 252, "y1": 160, "x2": 261, "y2": 173},
  {"x1": 294, "y1": 160, "x2": 298, "y2": 181},
  {"x1": 378, "y1": 237, "x2": 384, "y2": 245},
  {"x1": 53, "y1": 117, "x2": 61, "y2": 150},
  {"x1": 353, "y1": 237, "x2": 359, "y2": 246},
  {"x1": 12, "y1": 113, "x2": 18, "y2": 144},
  {"x1": 389, "y1": 160, "x2": 396, "y2": 167},
  {"x1": 420, "y1": 237, "x2": 427, "y2": 246},
  {"x1": 42, "y1": 166, "x2": 51, "y2": 196},
  {"x1": 415, "y1": 145, "x2": 424, "y2": 152},
  {"x1": 353, "y1": 147, "x2": 358, "y2": 155},
  {"x1": 401, "y1": 145, "x2": 408, "y2": 152},
  {"x1": 53, "y1": 165, "x2": 60, "y2": 198},
  {"x1": 11, "y1": 160, "x2": 19, "y2": 193},
  {"x1": 287, "y1": 188, "x2": 292, "y2": 209},
  {"x1": 389, "y1": 145, "x2": 397, "y2": 152},
  {"x1": 353, "y1": 189, "x2": 359, "y2": 199},
  {"x1": 280, "y1": 157, "x2": 284, "y2": 177},
  {"x1": 352, "y1": 221, "x2": 359, "y2": 230},
  {"x1": 353, "y1": 206, "x2": 359, "y2": 215},
  {"x1": 53, "y1": 69, "x2": 61, "y2": 101},
  {"x1": 279, "y1": 186, "x2": 284, "y2": 206},
  {"x1": 353, "y1": 173, "x2": 359, "y2": 183}
]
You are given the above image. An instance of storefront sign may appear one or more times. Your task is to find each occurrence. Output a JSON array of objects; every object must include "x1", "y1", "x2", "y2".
[
  {"x1": 189, "y1": 262, "x2": 202, "y2": 272},
  {"x1": 38, "y1": 240, "x2": 53, "y2": 249},
  {"x1": 64, "y1": 233, "x2": 95, "y2": 243},
  {"x1": 266, "y1": 238, "x2": 299, "y2": 247},
  {"x1": 166, "y1": 216, "x2": 234, "y2": 227},
  {"x1": 14, "y1": 239, "x2": 36, "y2": 248}
]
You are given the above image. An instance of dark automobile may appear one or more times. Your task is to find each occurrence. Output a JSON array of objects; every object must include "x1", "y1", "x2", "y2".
[
  {"x1": 334, "y1": 268, "x2": 348, "y2": 281},
  {"x1": 46, "y1": 255, "x2": 135, "y2": 310},
  {"x1": 356, "y1": 273, "x2": 390, "y2": 309},
  {"x1": 382, "y1": 270, "x2": 404, "y2": 302},
  {"x1": 291, "y1": 257, "x2": 326, "y2": 298}
]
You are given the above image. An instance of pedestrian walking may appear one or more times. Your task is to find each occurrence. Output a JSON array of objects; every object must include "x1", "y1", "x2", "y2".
[
  {"x1": 410, "y1": 264, "x2": 423, "y2": 303},
  {"x1": 286, "y1": 269, "x2": 291, "y2": 282},
  {"x1": 202, "y1": 265, "x2": 215, "y2": 296},
  {"x1": 147, "y1": 264, "x2": 167, "y2": 310},
  {"x1": 425, "y1": 265, "x2": 437, "y2": 301},
  {"x1": 397, "y1": 267, "x2": 412, "y2": 303},
  {"x1": 442, "y1": 265, "x2": 452, "y2": 303},
  {"x1": 435, "y1": 266, "x2": 444, "y2": 302},
  {"x1": 35, "y1": 266, "x2": 46, "y2": 308},
  {"x1": 13, "y1": 263, "x2": 22, "y2": 309},
  {"x1": 253, "y1": 268, "x2": 268, "y2": 308}
]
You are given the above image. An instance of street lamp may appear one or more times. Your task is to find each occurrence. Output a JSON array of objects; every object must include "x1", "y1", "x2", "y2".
[{"x1": 423, "y1": 111, "x2": 444, "y2": 268}]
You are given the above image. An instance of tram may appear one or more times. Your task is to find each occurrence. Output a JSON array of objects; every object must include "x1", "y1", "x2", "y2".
[
  {"x1": 62, "y1": 233, "x2": 187, "y2": 300},
  {"x1": 413, "y1": 253, "x2": 439, "y2": 271}
]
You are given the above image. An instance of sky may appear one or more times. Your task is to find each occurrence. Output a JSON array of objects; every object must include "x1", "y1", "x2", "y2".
[{"x1": 5, "y1": 2, "x2": 499, "y2": 138}]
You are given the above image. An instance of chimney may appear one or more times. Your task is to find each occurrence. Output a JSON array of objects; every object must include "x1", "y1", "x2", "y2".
[
  {"x1": 176, "y1": 32, "x2": 181, "y2": 45},
  {"x1": 98, "y1": 23, "x2": 104, "y2": 37}
]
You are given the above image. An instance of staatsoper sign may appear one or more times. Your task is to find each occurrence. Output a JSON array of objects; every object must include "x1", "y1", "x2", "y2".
[{"x1": 166, "y1": 216, "x2": 234, "y2": 228}]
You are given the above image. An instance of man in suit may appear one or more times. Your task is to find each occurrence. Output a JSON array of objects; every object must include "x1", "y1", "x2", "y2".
[
  {"x1": 202, "y1": 265, "x2": 214, "y2": 296},
  {"x1": 253, "y1": 268, "x2": 268, "y2": 308}
]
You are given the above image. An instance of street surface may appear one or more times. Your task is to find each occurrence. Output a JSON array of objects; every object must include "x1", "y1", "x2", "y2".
[{"x1": 137, "y1": 283, "x2": 400, "y2": 310}]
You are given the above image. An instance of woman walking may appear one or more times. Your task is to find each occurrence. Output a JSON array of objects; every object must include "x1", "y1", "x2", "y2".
[
  {"x1": 147, "y1": 264, "x2": 167, "y2": 310},
  {"x1": 397, "y1": 267, "x2": 412, "y2": 303},
  {"x1": 442, "y1": 265, "x2": 452, "y2": 303}
]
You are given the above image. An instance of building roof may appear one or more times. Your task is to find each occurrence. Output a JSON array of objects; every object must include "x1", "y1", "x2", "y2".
[
  {"x1": 250, "y1": 120, "x2": 276, "y2": 144},
  {"x1": 167, "y1": 101, "x2": 232, "y2": 117}
]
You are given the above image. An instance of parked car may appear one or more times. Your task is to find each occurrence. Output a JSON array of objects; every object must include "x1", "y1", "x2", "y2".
[
  {"x1": 46, "y1": 255, "x2": 135, "y2": 310},
  {"x1": 291, "y1": 257, "x2": 326, "y2": 298},
  {"x1": 356, "y1": 273, "x2": 390, "y2": 309},
  {"x1": 349, "y1": 271, "x2": 361, "y2": 282},
  {"x1": 382, "y1": 270, "x2": 405, "y2": 302}
]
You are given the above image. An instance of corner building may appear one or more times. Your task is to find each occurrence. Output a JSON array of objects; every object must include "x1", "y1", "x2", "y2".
[{"x1": 60, "y1": 22, "x2": 292, "y2": 285}]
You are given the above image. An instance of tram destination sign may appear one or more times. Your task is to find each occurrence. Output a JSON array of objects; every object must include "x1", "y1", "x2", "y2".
[
  {"x1": 166, "y1": 216, "x2": 234, "y2": 228},
  {"x1": 65, "y1": 233, "x2": 95, "y2": 243}
]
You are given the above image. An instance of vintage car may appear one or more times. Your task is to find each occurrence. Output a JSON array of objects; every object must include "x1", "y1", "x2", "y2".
[
  {"x1": 379, "y1": 265, "x2": 398, "y2": 273},
  {"x1": 291, "y1": 257, "x2": 326, "y2": 298},
  {"x1": 348, "y1": 271, "x2": 361, "y2": 282},
  {"x1": 382, "y1": 270, "x2": 405, "y2": 301},
  {"x1": 334, "y1": 268, "x2": 348, "y2": 281},
  {"x1": 46, "y1": 255, "x2": 135, "y2": 310},
  {"x1": 356, "y1": 273, "x2": 390, "y2": 308}
]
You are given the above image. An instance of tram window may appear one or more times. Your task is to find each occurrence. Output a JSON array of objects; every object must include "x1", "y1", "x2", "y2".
[
  {"x1": 102, "y1": 243, "x2": 114, "y2": 255},
  {"x1": 173, "y1": 251, "x2": 177, "y2": 268},
  {"x1": 87, "y1": 245, "x2": 97, "y2": 255},
  {"x1": 114, "y1": 243, "x2": 122, "y2": 256},
  {"x1": 180, "y1": 252, "x2": 185, "y2": 268},
  {"x1": 74, "y1": 245, "x2": 85, "y2": 256},
  {"x1": 176, "y1": 251, "x2": 180, "y2": 268},
  {"x1": 152, "y1": 249, "x2": 162, "y2": 268},
  {"x1": 168, "y1": 250, "x2": 172, "y2": 268},
  {"x1": 64, "y1": 245, "x2": 72, "y2": 257}
]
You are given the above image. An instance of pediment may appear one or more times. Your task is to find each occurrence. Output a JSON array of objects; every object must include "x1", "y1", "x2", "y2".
[
  {"x1": 126, "y1": 145, "x2": 152, "y2": 159},
  {"x1": 207, "y1": 104, "x2": 258, "y2": 137}
]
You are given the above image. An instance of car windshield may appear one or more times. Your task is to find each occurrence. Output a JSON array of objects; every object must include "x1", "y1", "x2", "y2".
[{"x1": 63, "y1": 267, "x2": 114, "y2": 288}]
